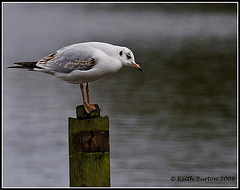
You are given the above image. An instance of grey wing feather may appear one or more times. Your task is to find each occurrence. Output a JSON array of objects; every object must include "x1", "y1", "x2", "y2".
[
  {"x1": 48, "y1": 58, "x2": 96, "y2": 73},
  {"x1": 54, "y1": 43, "x2": 94, "y2": 61},
  {"x1": 37, "y1": 44, "x2": 97, "y2": 73}
]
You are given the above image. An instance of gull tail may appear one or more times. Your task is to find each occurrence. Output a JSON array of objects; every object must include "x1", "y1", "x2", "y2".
[{"x1": 7, "y1": 62, "x2": 42, "y2": 70}]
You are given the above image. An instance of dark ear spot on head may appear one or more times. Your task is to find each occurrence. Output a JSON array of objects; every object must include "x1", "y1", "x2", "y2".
[
  {"x1": 119, "y1": 51, "x2": 123, "y2": 56},
  {"x1": 126, "y1": 54, "x2": 131, "y2": 59}
]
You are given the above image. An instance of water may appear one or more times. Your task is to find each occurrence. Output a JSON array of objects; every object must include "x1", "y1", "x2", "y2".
[{"x1": 3, "y1": 3, "x2": 237, "y2": 187}]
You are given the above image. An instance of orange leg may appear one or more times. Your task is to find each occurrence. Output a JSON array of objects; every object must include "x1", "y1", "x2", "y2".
[
  {"x1": 86, "y1": 83, "x2": 90, "y2": 104},
  {"x1": 80, "y1": 83, "x2": 96, "y2": 114},
  {"x1": 80, "y1": 83, "x2": 86, "y2": 104}
]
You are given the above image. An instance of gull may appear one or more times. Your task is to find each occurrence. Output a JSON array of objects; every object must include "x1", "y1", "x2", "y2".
[{"x1": 8, "y1": 42, "x2": 142, "y2": 113}]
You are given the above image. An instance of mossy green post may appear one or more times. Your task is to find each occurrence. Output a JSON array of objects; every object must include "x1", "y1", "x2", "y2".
[{"x1": 68, "y1": 104, "x2": 110, "y2": 187}]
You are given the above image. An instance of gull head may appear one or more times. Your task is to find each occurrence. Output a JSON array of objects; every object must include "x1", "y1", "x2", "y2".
[{"x1": 118, "y1": 47, "x2": 142, "y2": 72}]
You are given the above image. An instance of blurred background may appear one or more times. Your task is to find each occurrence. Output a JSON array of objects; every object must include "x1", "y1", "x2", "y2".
[{"x1": 3, "y1": 3, "x2": 237, "y2": 187}]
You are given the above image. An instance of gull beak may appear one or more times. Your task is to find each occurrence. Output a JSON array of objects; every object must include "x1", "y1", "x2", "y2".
[{"x1": 131, "y1": 62, "x2": 143, "y2": 72}]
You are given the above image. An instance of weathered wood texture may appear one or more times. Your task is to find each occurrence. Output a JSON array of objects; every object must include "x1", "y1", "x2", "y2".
[
  {"x1": 69, "y1": 105, "x2": 110, "y2": 187},
  {"x1": 76, "y1": 104, "x2": 100, "y2": 119}
]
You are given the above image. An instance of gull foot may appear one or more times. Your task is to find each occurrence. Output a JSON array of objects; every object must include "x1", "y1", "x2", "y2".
[{"x1": 84, "y1": 103, "x2": 96, "y2": 114}]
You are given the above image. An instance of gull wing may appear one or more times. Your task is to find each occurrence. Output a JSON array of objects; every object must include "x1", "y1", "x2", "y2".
[
  {"x1": 48, "y1": 57, "x2": 96, "y2": 73},
  {"x1": 37, "y1": 44, "x2": 97, "y2": 73}
]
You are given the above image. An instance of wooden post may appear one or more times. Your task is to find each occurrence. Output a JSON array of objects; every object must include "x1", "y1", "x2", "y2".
[{"x1": 68, "y1": 104, "x2": 110, "y2": 187}]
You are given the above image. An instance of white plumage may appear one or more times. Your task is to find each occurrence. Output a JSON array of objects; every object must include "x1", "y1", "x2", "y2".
[{"x1": 9, "y1": 42, "x2": 142, "y2": 113}]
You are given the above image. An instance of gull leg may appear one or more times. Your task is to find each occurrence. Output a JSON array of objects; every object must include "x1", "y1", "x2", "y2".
[
  {"x1": 86, "y1": 82, "x2": 90, "y2": 104},
  {"x1": 80, "y1": 83, "x2": 86, "y2": 104},
  {"x1": 83, "y1": 83, "x2": 96, "y2": 114}
]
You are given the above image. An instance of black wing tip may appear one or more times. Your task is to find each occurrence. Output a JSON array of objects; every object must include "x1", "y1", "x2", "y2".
[
  {"x1": 7, "y1": 66, "x2": 25, "y2": 69},
  {"x1": 13, "y1": 61, "x2": 38, "y2": 65},
  {"x1": 7, "y1": 61, "x2": 41, "y2": 69}
]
